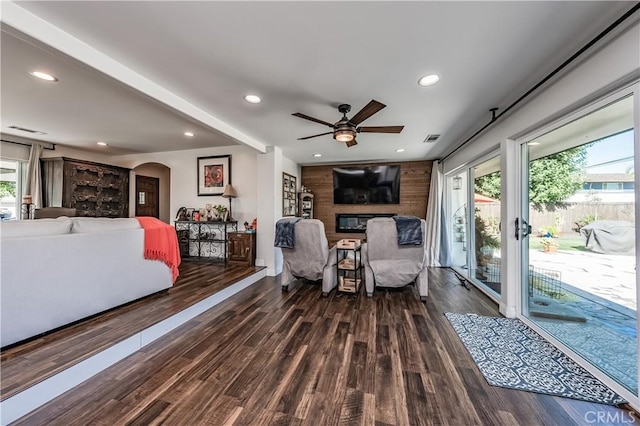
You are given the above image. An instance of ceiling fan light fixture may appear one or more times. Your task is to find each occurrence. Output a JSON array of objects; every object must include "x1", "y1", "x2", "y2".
[
  {"x1": 334, "y1": 129, "x2": 355, "y2": 142},
  {"x1": 418, "y1": 74, "x2": 440, "y2": 87}
]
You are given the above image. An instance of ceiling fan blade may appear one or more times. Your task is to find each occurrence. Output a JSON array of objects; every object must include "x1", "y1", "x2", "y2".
[
  {"x1": 297, "y1": 131, "x2": 333, "y2": 140},
  {"x1": 357, "y1": 125, "x2": 404, "y2": 134},
  {"x1": 345, "y1": 138, "x2": 358, "y2": 148},
  {"x1": 349, "y1": 100, "x2": 386, "y2": 125},
  {"x1": 292, "y1": 113, "x2": 335, "y2": 128}
]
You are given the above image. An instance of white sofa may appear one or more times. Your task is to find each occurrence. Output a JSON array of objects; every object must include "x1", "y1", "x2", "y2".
[{"x1": 0, "y1": 217, "x2": 174, "y2": 347}]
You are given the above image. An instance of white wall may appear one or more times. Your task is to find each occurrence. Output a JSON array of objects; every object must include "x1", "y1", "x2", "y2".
[
  {"x1": 282, "y1": 156, "x2": 301, "y2": 191},
  {"x1": 444, "y1": 21, "x2": 640, "y2": 173},
  {"x1": 1, "y1": 137, "x2": 304, "y2": 276},
  {"x1": 116, "y1": 144, "x2": 259, "y2": 230},
  {"x1": 257, "y1": 147, "x2": 279, "y2": 275},
  {"x1": 0, "y1": 138, "x2": 119, "y2": 165},
  {"x1": 266, "y1": 153, "x2": 301, "y2": 276},
  {"x1": 0, "y1": 141, "x2": 29, "y2": 161},
  {"x1": 41, "y1": 144, "x2": 127, "y2": 166}
]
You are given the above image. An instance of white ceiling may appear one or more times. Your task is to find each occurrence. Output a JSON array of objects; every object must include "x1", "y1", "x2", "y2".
[{"x1": 1, "y1": 1, "x2": 635, "y2": 164}]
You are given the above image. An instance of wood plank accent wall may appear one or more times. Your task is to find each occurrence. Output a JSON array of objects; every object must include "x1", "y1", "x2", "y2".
[{"x1": 301, "y1": 160, "x2": 432, "y2": 245}]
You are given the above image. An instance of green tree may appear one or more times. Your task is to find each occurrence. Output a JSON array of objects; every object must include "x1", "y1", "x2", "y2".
[
  {"x1": 474, "y1": 146, "x2": 588, "y2": 211},
  {"x1": 0, "y1": 181, "x2": 16, "y2": 199}
]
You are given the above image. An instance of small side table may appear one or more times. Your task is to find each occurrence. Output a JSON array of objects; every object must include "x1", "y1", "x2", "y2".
[
  {"x1": 336, "y1": 239, "x2": 362, "y2": 294},
  {"x1": 21, "y1": 203, "x2": 34, "y2": 220},
  {"x1": 228, "y1": 231, "x2": 257, "y2": 266}
]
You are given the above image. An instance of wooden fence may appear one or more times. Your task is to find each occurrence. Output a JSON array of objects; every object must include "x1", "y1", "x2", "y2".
[{"x1": 475, "y1": 202, "x2": 635, "y2": 234}]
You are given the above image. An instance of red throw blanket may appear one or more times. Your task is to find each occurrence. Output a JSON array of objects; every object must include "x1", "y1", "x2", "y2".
[{"x1": 136, "y1": 217, "x2": 181, "y2": 283}]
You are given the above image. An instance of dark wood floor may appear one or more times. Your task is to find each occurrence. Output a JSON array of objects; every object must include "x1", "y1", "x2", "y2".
[
  {"x1": 1, "y1": 262, "x2": 264, "y2": 401},
  {"x1": 9, "y1": 267, "x2": 636, "y2": 425}
]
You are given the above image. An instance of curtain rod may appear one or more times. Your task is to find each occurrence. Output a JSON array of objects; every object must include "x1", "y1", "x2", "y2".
[
  {"x1": 441, "y1": 2, "x2": 640, "y2": 162},
  {"x1": 1, "y1": 139, "x2": 56, "y2": 151}
]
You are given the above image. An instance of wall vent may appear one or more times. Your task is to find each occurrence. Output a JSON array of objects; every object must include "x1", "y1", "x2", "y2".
[
  {"x1": 423, "y1": 134, "x2": 440, "y2": 143},
  {"x1": 7, "y1": 125, "x2": 46, "y2": 135}
]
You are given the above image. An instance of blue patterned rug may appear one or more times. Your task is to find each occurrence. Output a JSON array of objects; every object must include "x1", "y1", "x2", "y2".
[{"x1": 445, "y1": 313, "x2": 626, "y2": 405}]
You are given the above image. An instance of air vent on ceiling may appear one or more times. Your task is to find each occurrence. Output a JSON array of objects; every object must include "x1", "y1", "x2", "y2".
[
  {"x1": 7, "y1": 125, "x2": 47, "y2": 135},
  {"x1": 423, "y1": 134, "x2": 440, "y2": 143}
]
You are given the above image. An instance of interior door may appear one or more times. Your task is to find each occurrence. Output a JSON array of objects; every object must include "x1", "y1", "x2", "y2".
[{"x1": 135, "y1": 175, "x2": 159, "y2": 218}]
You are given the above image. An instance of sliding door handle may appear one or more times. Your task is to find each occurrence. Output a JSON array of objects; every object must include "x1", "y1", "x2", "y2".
[
  {"x1": 515, "y1": 218, "x2": 532, "y2": 240},
  {"x1": 522, "y1": 219, "x2": 532, "y2": 238}
]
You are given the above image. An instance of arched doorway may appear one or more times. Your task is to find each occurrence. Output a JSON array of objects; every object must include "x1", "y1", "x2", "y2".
[{"x1": 132, "y1": 162, "x2": 171, "y2": 223}]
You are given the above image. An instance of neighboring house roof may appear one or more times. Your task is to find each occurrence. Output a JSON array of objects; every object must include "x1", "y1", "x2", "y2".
[{"x1": 584, "y1": 173, "x2": 634, "y2": 183}]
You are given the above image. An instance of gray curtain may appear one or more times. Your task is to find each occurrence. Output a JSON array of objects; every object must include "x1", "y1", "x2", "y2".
[
  {"x1": 425, "y1": 160, "x2": 446, "y2": 266},
  {"x1": 439, "y1": 200, "x2": 452, "y2": 266},
  {"x1": 25, "y1": 143, "x2": 44, "y2": 209}
]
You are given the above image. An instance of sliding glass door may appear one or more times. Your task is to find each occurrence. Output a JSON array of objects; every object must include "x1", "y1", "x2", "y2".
[
  {"x1": 450, "y1": 171, "x2": 469, "y2": 273},
  {"x1": 448, "y1": 156, "x2": 502, "y2": 299},
  {"x1": 0, "y1": 160, "x2": 23, "y2": 221},
  {"x1": 520, "y1": 94, "x2": 637, "y2": 395},
  {"x1": 472, "y1": 157, "x2": 502, "y2": 296}
]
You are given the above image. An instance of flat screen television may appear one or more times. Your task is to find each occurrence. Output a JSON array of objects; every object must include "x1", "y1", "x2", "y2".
[{"x1": 333, "y1": 165, "x2": 400, "y2": 204}]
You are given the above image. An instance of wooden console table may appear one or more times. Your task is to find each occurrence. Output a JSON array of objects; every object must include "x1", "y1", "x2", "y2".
[{"x1": 175, "y1": 220, "x2": 237, "y2": 262}]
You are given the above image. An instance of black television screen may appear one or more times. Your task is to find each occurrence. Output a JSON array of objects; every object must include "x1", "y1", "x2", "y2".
[{"x1": 333, "y1": 165, "x2": 400, "y2": 204}]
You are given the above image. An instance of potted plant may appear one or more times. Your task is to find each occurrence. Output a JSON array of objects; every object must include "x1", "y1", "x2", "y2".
[
  {"x1": 474, "y1": 211, "x2": 500, "y2": 268},
  {"x1": 213, "y1": 204, "x2": 227, "y2": 221},
  {"x1": 540, "y1": 237, "x2": 559, "y2": 253}
]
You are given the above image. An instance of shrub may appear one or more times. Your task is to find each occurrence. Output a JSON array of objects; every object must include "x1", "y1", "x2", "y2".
[
  {"x1": 539, "y1": 225, "x2": 559, "y2": 238},
  {"x1": 572, "y1": 214, "x2": 596, "y2": 233},
  {"x1": 540, "y1": 237, "x2": 559, "y2": 249}
]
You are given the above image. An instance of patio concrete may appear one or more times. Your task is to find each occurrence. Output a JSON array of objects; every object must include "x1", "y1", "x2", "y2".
[
  {"x1": 528, "y1": 248, "x2": 636, "y2": 311},
  {"x1": 526, "y1": 248, "x2": 637, "y2": 393}
]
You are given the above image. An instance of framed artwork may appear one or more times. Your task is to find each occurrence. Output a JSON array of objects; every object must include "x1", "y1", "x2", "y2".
[
  {"x1": 198, "y1": 155, "x2": 231, "y2": 196},
  {"x1": 283, "y1": 172, "x2": 297, "y2": 217}
]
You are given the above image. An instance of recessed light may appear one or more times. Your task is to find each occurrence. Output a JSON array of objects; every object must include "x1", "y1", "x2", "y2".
[
  {"x1": 396, "y1": 148, "x2": 405, "y2": 153},
  {"x1": 418, "y1": 74, "x2": 439, "y2": 87},
  {"x1": 97, "y1": 141, "x2": 108, "y2": 146},
  {"x1": 184, "y1": 132, "x2": 194, "y2": 137},
  {"x1": 29, "y1": 70, "x2": 58, "y2": 82},
  {"x1": 313, "y1": 153, "x2": 322, "y2": 157},
  {"x1": 244, "y1": 94, "x2": 261, "y2": 104}
]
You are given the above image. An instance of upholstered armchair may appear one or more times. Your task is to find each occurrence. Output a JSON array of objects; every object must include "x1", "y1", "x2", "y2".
[
  {"x1": 33, "y1": 207, "x2": 77, "y2": 219},
  {"x1": 363, "y1": 217, "x2": 428, "y2": 301},
  {"x1": 276, "y1": 219, "x2": 338, "y2": 295}
]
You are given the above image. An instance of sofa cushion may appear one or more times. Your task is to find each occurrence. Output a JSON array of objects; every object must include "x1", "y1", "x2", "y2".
[
  {"x1": 0, "y1": 217, "x2": 73, "y2": 238},
  {"x1": 71, "y1": 217, "x2": 141, "y2": 233}
]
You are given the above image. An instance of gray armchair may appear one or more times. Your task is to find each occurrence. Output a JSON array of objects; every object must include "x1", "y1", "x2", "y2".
[
  {"x1": 33, "y1": 207, "x2": 77, "y2": 219},
  {"x1": 364, "y1": 217, "x2": 428, "y2": 301},
  {"x1": 278, "y1": 219, "x2": 338, "y2": 295}
]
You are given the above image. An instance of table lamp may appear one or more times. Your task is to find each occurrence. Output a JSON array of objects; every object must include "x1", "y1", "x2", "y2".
[{"x1": 222, "y1": 184, "x2": 237, "y2": 222}]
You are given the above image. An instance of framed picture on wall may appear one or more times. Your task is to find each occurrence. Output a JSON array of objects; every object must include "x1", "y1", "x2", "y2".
[
  {"x1": 198, "y1": 155, "x2": 231, "y2": 196},
  {"x1": 283, "y1": 172, "x2": 297, "y2": 216}
]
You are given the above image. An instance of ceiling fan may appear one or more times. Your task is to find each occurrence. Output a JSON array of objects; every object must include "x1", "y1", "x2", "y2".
[{"x1": 292, "y1": 100, "x2": 404, "y2": 148}]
